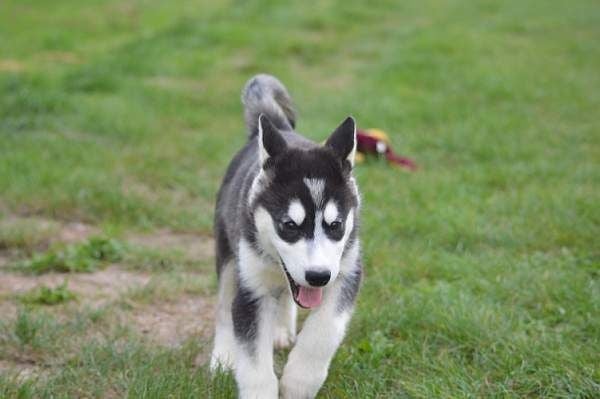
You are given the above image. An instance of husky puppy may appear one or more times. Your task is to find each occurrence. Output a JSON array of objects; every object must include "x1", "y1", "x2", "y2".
[{"x1": 210, "y1": 74, "x2": 362, "y2": 399}]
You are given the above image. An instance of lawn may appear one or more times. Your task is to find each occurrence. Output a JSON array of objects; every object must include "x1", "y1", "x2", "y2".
[{"x1": 1, "y1": 0, "x2": 599, "y2": 397}]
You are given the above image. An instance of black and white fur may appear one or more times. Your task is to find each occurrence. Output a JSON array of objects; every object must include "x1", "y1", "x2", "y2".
[{"x1": 209, "y1": 74, "x2": 362, "y2": 399}]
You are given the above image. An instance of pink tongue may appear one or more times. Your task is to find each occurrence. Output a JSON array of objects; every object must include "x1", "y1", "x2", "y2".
[{"x1": 297, "y1": 286, "x2": 323, "y2": 308}]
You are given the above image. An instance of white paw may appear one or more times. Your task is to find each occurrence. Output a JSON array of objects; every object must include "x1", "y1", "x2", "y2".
[
  {"x1": 280, "y1": 366, "x2": 326, "y2": 399},
  {"x1": 273, "y1": 326, "x2": 296, "y2": 350},
  {"x1": 209, "y1": 347, "x2": 235, "y2": 372},
  {"x1": 238, "y1": 373, "x2": 278, "y2": 399},
  {"x1": 239, "y1": 385, "x2": 278, "y2": 399}
]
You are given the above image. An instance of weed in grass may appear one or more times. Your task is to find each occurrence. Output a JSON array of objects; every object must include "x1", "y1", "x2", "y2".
[
  {"x1": 0, "y1": 377, "x2": 35, "y2": 399},
  {"x1": 81, "y1": 237, "x2": 124, "y2": 262},
  {"x1": 16, "y1": 237, "x2": 125, "y2": 274},
  {"x1": 14, "y1": 309, "x2": 40, "y2": 346},
  {"x1": 18, "y1": 282, "x2": 76, "y2": 306}
]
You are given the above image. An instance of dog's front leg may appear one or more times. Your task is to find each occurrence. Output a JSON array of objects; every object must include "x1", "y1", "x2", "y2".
[
  {"x1": 280, "y1": 271, "x2": 360, "y2": 399},
  {"x1": 232, "y1": 284, "x2": 278, "y2": 399}
]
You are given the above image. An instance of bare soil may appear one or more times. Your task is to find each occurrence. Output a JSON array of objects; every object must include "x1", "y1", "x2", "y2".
[
  {"x1": 0, "y1": 218, "x2": 217, "y2": 379},
  {"x1": 130, "y1": 295, "x2": 215, "y2": 347},
  {"x1": 127, "y1": 229, "x2": 215, "y2": 262}
]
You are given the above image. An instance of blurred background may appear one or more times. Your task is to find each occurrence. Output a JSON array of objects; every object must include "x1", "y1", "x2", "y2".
[{"x1": 0, "y1": 0, "x2": 598, "y2": 397}]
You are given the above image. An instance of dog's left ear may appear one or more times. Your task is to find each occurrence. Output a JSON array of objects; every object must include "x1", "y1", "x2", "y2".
[{"x1": 325, "y1": 116, "x2": 356, "y2": 167}]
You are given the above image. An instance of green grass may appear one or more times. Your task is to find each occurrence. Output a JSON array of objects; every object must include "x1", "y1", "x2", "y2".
[
  {"x1": 0, "y1": 0, "x2": 599, "y2": 397},
  {"x1": 14, "y1": 237, "x2": 125, "y2": 274},
  {"x1": 18, "y1": 282, "x2": 77, "y2": 306}
]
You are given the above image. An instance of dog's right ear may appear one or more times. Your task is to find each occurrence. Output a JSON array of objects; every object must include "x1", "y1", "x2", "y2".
[{"x1": 258, "y1": 114, "x2": 287, "y2": 167}]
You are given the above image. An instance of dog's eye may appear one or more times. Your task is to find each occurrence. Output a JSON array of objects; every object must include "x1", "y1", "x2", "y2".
[
  {"x1": 283, "y1": 220, "x2": 299, "y2": 230},
  {"x1": 329, "y1": 221, "x2": 342, "y2": 231}
]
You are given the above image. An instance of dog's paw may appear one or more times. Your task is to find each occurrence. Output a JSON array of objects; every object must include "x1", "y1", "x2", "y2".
[
  {"x1": 239, "y1": 384, "x2": 278, "y2": 399},
  {"x1": 273, "y1": 326, "x2": 296, "y2": 350},
  {"x1": 280, "y1": 366, "x2": 326, "y2": 399},
  {"x1": 237, "y1": 370, "x2": 278, "y2": 399}
]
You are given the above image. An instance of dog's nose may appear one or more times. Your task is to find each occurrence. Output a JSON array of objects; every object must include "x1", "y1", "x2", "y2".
[{"x1": 305, "y1": 269, "x2": 331, "y2": 287}]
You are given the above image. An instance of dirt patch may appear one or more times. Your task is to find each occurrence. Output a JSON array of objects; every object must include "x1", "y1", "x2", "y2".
[
  {"x1": 0, "y1": 267, "x2": 215, "y2": 344},
  {"x1": 0, "y1": 266, "x2": 151, "y2": 318},
  {"x1": 0, "y1": 59, "x2": 25, "y2": 72},
  {"x1": 0, "y1": 301, "x2": 17, "y2": 323},
  {"x1": 0, "y1": 216, "x2": 98, "y2": 252},
  {"x1": 36, "y1": 51, "x2": 81, "y2": 64},
  {"x1": 0, "y1": 359, "x2": 45, "y2": 381},
  {"x1": 128, "y1": 230, "x2": 214, "y2": 262},
  {"x1": 0, "y1": 218, "x2": 217, "y2": 367},
  {"x1": 57, "y1": 221, "x2": 98, "y2": 244},
  {"x1": 130, "y1": 295, "x2": 215, "y2": 348}
]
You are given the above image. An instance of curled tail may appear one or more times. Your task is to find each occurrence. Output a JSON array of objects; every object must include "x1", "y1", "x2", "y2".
[{"x1": 242, "y1": 74, "x2": 296, "y2": 138}]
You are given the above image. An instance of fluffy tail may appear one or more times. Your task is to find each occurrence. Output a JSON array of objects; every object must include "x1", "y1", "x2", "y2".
[{"x1": 242, "y1": 74, "x2": 296, "y2": 138}]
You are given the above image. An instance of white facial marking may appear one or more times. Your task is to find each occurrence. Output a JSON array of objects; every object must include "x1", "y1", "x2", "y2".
[
  {"x1": 323, "y1": 200, "x2": 339, "y2": 225},
  {"x1": 253, "y1": 206, "x2": 279, "y2": 260},
  {"x1": 253, "y1": 203, "x2": 356, "y2": 289},
  {"x1": 303, "y1": 178, "x2": 325, "y2": 207},
  {"x1": 288, "y1": 200, "x2": 306, "y2": 226}
]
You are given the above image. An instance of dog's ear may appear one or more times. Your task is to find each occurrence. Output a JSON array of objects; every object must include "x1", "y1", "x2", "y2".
[
  {"x1": 325, "y1": 116, "x2": 356, "y2": 167},
  {"x1": 258, "y1": 114, "x2": 287, "y2": 167}
]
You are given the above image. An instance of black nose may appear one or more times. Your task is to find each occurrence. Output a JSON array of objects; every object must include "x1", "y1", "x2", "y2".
[{"x1": 305, "y1": 269, "x2": 331, "y2": 287}]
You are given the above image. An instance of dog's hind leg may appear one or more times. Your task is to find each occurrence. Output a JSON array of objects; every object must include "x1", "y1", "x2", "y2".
[
  {"x1": 273, "y1": 290, "x2": 297, "y2": 350},
  {"x1": 209, "y1": 260, "x2": 236, "y2": 371}
]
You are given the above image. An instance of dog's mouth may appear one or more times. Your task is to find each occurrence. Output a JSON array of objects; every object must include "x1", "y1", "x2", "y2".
[{"x1": 280, "y1": 260, "x2": 323, "y2": 309}]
